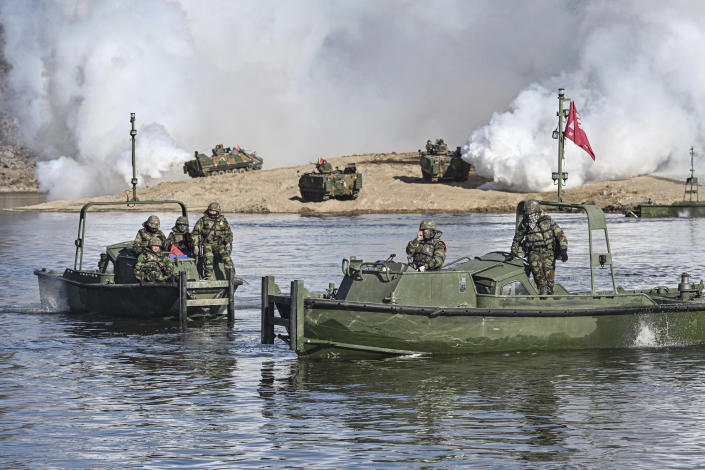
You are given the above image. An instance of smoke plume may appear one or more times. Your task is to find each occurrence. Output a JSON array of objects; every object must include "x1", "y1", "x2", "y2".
[
  {"x1": 2, "y1": 1, "x2": 703, "y2": 198},
  {"x1": 464, "y1": 1, "x2": 705, "y2": 191}
]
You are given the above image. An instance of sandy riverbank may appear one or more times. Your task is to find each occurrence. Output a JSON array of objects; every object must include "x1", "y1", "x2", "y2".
[{"x1": 14, "y1": 151, "x2": 688, "y2": 214}]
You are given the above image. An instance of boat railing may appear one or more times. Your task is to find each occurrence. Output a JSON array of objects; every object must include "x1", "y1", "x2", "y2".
[{"x1": 74, "y1": 200, "x2": 188, "y2": 270}]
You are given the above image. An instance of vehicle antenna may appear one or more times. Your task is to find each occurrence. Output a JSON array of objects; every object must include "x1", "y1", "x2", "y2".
[
  {"x1": 130, "y1": 113, "x2": 139, "y2": 202},
  {"x1": 685, "y1": 146, "x2": 698, "y2": 202},
  {"x1": 552, "y1": 88, "x2": 570, "y2": 202}
]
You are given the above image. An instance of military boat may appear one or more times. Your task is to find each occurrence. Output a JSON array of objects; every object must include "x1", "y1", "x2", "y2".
[
  {"x1": 261, "y1": 200, "x2": 705, "y2": 359},
  {"x1": 35, "y1": 114, "x2": 242, "y2": 327},
  {"x1": 629, "y1": 147, "x2": 705, "y2": 217}
]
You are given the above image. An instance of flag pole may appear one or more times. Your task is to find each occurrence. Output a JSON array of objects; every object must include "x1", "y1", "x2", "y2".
[{"x1": 553, "y1": 88, "x2": 570, "y2": 203}]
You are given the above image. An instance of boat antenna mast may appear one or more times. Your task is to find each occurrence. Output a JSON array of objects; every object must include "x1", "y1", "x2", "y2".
[
  {"x1": 552, "y1": 88, "x2": 570, "y2": 203},
  {"x1": 684, "y1": 146, "x2": 698, "y2": 202},
  {"x1": 130, "y1": 112, "x2": 139, "y2": 202}
]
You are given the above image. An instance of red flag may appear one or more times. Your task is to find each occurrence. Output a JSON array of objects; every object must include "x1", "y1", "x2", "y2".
[
  {"x1": 564, "y1": 101, "x2": 596, "y2": 160},
  {"x1": 236, "y1": 145, "x2": 241, "y2": 151},
  {"x1": 170, "y1": 245, "x2": 185, "y2": 256}
]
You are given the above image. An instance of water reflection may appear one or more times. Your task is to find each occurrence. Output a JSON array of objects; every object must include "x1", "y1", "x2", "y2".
[
  {"x1": 0, "y1": 192, "x2": 45, "y2": 209},
  {"x1": 4, "y1": 211, "x2": 705, "y2": 468}
]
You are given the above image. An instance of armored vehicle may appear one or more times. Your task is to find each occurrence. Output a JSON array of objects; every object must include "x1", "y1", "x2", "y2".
[
  {"x1": 298, "y1": 159, "x2": 362, "y2": 202},
  {"x1": 262, "y1": 200, "x2": 705, "y2": 359},
  {"x1": 419, "y1": 140, "x2": 471, "y2": 182},
  {"x1": 35, "y1": 115, "x2": 242, "y2": 328},
  {"x1": 183, "y1": 144, "x2": 263, "y2": 177},
  {"x1": 629, "y1": 147, "x2": 705, "y2": 217}
]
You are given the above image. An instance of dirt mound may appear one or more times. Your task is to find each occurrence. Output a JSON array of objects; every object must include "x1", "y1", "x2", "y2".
[{"x1": 16, "y1": 152, "x2": 687, "y2": 214}]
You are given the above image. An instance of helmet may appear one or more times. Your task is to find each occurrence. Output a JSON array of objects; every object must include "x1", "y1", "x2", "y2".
[
  {"x1": 149, "y1": 236, "x2": 162, "y2": 247},
  {"x1": 144, "y1": 215, "x2": 160, "y2": 230},
  {"x1": 524, "y1": 200, "x2": 541, "y2": 215},
  {"x1": 207, "y1": 202, "x2": 221, "y2": 215},
  {"x1": 175, "y1": 215, "x2": 189, "y2": 225},
  {"x1": 419, "y1": 220, "x2": 436, "y2": 231}
]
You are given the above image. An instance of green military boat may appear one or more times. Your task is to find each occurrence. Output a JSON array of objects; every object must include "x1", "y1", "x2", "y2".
[
  {"x1": 35, "y1": 114, "x2": 242, "y2": 327},
  {"x1": 629, "y1": 147, "x2": 705, "y2": 218},
  {"x1": 261, "y1": 201, "x2": 705, "y2": 359}
]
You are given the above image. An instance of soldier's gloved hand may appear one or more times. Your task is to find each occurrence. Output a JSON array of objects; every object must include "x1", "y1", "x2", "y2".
[
  {"x1": 418, "y1": 266, "x2": 426, "y2": 272},
  {"x1": 225, "y1": 243, "x2": 232, "y2": 253},
  {"x1": 560, "y1": 249, "x2": 568, "y2": 262}
]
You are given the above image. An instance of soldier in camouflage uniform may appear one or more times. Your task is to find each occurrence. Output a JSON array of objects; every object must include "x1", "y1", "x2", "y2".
[
  {"x1": 406, "y1": 219, "x2": 446, "y2": 271},
  {"x1": 511, "y1": 200, "x2": 568, "y2": 295},
  {"x1": 133, "y1": 215, "x2": 166, "y2": 255},
  {"x1": 133, "y1": 236, "x2": 176, "y2": 282},
  {"x1": 191, "y1": 202, "x2": 234, "y2": 280},
  {"x1": 165, "y1": 215, "x2": 193, "y2": 256},
  {"x1": 425, "y1": 139, "x2": 434, "y2": 154},
  {"x1": 316, "y1": 158, "x2": 333, "y2": 174}
]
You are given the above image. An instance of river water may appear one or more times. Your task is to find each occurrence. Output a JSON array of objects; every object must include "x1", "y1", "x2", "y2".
[{"x1": 2, "y1": 208, "x2": 705, "y2": 468}]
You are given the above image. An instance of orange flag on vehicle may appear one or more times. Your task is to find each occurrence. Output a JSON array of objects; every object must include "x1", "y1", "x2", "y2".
[{"x1": 564, "y1": 101, "x2": 596, "y2": 160}]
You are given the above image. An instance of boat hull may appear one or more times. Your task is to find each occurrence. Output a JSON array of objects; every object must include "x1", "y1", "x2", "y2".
[
  {"x1": 636, "y1": 202, "x2": 705, "y2": 218},
  {"x1": 35, "y1": 269, "x2": 229, "y2": 319},
  {"x1": 265, "y1": 291, "x2": 705, "y2": 359}
]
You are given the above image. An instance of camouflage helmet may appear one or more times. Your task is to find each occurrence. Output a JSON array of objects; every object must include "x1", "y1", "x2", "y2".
[
  {"x1": 206, "y1": 202, "x2": 221, "y2": 214},
  {"x1": 175, "y1": 215, "x2": 189, "y2": 226},
  {"x1": 524, "y1": 199, "x2": 541, "y2": 215},
  {"x1": 144, "y1": 215, "x2": 160, "y2": 230},
  {"x1": 419, "y1": 219, "x2": 436, "y2": 231},
  {"x1": 149, "y1": 236, "x2": 162, "y2": 247}
]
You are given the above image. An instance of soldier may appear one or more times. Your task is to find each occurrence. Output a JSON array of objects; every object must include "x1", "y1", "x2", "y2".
[
  {"x1": 425, "y1": 139, "x2": 434, "y2": 154},
  {"x1": 316, "y1": 158, "x2": 333, "y2": 174},
  {"x1": 406, "y1": 219, "x2": 446, "y2": 271},
  {"x1": 511, "y1": 199, "x2": 568, "y2": 295},
  {"x1": 133, "y1": 215, "x2": 166, "y2": 255},
  {"x1": 133, "y1": 236, "x2": 176, "y2": 282},
  {"x1": 191, "y1": 202, "x2": 234, "y2": 280},
  {"x1": 165, "y1": 215, "x2": 193, "y2": 256}
]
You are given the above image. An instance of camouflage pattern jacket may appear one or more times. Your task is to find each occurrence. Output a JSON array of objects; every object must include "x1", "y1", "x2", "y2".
[
  {"x1": 133, "y1": 229, "x2": 166, "y2": 255},
  {"x1": 511, "y1": 215, "x2": 568, "y2": 256},
  {"x1": 133, "y1": 251, "x2": 176, "y2": 282},
  {"x1": 406, "y1": 236, "x2": 446, "y2": 270},
  {"x1": 192, "y1": 214, "x2": 233, "y2": 248},
  {"x1": 166, "y1": 229, "x2": 193, "y2": 255}
]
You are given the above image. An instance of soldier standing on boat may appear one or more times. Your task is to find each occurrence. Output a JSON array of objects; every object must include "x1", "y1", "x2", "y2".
[
  {"x1": 511, "y1": 200, "x2": 568, "y2": 295},
  {"x1": 165, "y1": 215, "x2": 193, "y2": 256},
  {"x1": 133, "y1": 215, "x2": 166, "y2": 255},
  {"x1": 406, "y1": 219, "x2": 446, "y2": 271},
  {"x1": 191, "y1": 202, "x2": 234, "y2": 280},
  {"x1": 134, "y1": 236, "x2": 176, "y2": 282}
]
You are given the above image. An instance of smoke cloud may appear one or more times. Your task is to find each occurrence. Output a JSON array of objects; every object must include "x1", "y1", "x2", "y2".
[
  {"x1": 464, "y1": 1, "x2": 705, "y2": 191},
  {"x1": 2, "y1": 1, "x2": 703, "y2": 198},
  {"x1": 0, "y1": 0, "x2": 581, "y2": 199}
]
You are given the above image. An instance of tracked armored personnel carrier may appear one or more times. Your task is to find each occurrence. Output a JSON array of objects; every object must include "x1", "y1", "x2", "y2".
[
  {"x1": 298, "y1": 159, "x2": 362, "y2": 202},
  {"x1": 418, "y1": 139, "x2": 471, "y2": 182},
  {"x1": 183, "y1": 144, "x2": 263, "y2": 177}
]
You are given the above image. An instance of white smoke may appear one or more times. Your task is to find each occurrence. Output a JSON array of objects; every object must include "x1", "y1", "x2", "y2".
[
  {"x1": 464, "y1": 1, "x2": 705, "y2": 192},
  {"x1": 5, "y1": 1, "x2": 705, "y2": 199},
  {"x1": 0, "y1": 0, "x2": 581, "y2": 199}
]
